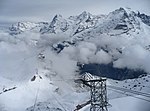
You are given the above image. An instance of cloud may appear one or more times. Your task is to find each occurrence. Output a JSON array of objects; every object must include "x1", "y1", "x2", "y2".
[
  {"x1": 62, "y1": 42, "x2": 112, "y2": 64},
  {"x1": 37, "y1": 33, "x2": 69, "y2": 48},
  {"x1": 113, "y1": 44, "x2": 150, "y2": 72},
  {"x1": 90, "y1": 50, "x2": 112, "y2": 64},
  {"x1": 61, "y1": 27, "x2": 150, "y2": 73}
]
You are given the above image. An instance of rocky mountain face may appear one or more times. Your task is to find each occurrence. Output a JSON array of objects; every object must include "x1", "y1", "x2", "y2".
[
  {"x1": 137, "y1": 12, "x2": 150, "y2": 26},
  {"x1": 9, "y1": 7, "x2": 149, "y2": 36},
  {"x1": 7, "y1": 7, "x2": 150, "y2": 80},
  {"x1": 9, "y1": 22, "x2": 49, "y2": 35}
]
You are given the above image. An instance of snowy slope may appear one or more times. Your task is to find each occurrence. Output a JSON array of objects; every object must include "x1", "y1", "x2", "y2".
[
  {"x1": 0, "y1": 7, "x2": 150, "y2": 111},
  {"x1": 9, "y1": 22, "x2": 48, "y2": 35}
]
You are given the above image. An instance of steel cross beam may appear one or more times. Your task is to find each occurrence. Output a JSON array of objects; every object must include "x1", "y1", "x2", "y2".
[{"x1": 80, "y1": 78, "x2": 108, "y2": 111}]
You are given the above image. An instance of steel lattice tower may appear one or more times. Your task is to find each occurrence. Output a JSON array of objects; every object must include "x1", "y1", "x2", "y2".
[
  {"x1": 78, "y1": 78, "x2": 108, "y2": 111},
  {"x1": 89, "y1": 79, "x2": 108, "y2": 111},
  {"x1": 75, "y1": 72, "x2": 108, "y2": 111}
]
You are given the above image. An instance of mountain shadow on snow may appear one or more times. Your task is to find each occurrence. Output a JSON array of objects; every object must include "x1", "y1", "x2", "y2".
[{"x1": 78, "y1": 63, "x2": 146, "y2": 80}]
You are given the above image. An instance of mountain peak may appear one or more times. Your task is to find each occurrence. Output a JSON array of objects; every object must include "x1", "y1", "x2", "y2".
[
  {"x1": 78, "y1": 11, "x2": 92, "y2": 18},
  {"x1": 114, "y1": 7, "x2": 137, "y2": 17},
  {"x1": 40, "y1": 14, "x2": 69, "y2": 34},
  {"x1": 137, "y1": 12, "x2": 150, "y2": 26},
  {"x1": 114, "y1": 7, "x2": 128, "y2": 14},
  {"x1": 107, "y1": 7, "x2": 129, "y2": 20},
  {"x1": 80, "y1": 11, "x2": 90, "y2": 15},
  {"x1": 118, "y1": 7, "x2": 126, "y2": 11},
  {"x1": 51, "y1": 14, "x2": 63, "y2": 23},
  {"x1": 53, "y1": 14, "x2": 63, "y2": 19},
  {"x1": 9, "y1": 21, "x2": 38, "y2": 35},
  {"x1": 50, "y1": 14, "x2": 64, "y2": 27}
]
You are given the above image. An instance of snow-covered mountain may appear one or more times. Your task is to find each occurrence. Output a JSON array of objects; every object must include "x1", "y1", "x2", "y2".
[
  {"x1": 9, "y1": 7, "x2": 149, "y2": 37},
  {"x1": 0, "y1": 7, "x2": 150, "y2": 111},
  {"x1": 137, "y1": 12, "x2": 150, "y2": 26},
  {"x1": 8, "y1": 7, "x2": 150, "y2": 49},
  {"x1": 9, "y1": 22, "x2": 49, "y2": 35}
]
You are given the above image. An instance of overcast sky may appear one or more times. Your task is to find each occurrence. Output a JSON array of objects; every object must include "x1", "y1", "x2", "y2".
[{"x1": 0, "y1": 0, "x2": 150, "y2": 24}]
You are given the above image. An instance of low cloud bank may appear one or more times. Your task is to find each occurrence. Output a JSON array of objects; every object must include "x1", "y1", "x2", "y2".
[
  {"x1": 62, "y1": 42, "x2": 112, "y2": 64},
  {"x1": 61, "y1": 33, "x2": 150, "y2": 73}
]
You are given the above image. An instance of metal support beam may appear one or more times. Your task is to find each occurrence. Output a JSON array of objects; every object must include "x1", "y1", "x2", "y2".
[
  {"x1": 89, "y1": 79, "x2": 108, "y2": 111},
  {"x1": 77, "y1": 78, "x2": 108, "y2": 111}
]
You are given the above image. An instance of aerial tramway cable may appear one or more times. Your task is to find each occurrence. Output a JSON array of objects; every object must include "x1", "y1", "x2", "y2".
[{"x1": 108, "y1": 87, "x2": 150, "y2": 103}]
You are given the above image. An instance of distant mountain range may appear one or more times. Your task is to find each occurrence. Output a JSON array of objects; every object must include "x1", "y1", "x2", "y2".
[{"x1": 9, "y1": 7, "x2": 150, "y2": 35}]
